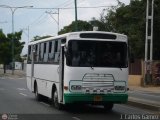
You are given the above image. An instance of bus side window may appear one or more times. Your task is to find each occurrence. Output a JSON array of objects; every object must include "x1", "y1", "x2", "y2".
[
  {"x1": 43, "y1": 42, "x2": 49, "y2": 62},
  {"x1": 48, "y1": 41, "x2": 55, "y2": 62},
  {"x1": 57, "y1": 40, "x2": 61, "y2": 52},
  {"x1": 38, "y1": 43, "x2": 41, "y2": 62},
  {"x1": 54, "y1": 40, "x2": 61, "y2": 63},
  {"x1": 36, "y1": 44, "x2": 39, "y2": 62},
  {"x1": 28, "y1": 45, "x2": 31, "y2": 62},
  {"x1": 57, "y1": 40, "x2": 61, "y2": 62},
  {"x1": 39, "y1": 43, "x2": 44, "y2": 62},
  {"x1": 54, "y1": 40, "x2": 59, "y2": 63},
  {"x1": 34, "y1": 44, "x2": 38, "y2": 62}
]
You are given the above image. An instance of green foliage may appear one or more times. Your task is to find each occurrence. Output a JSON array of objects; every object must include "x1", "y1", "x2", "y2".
[
  {"x1": 32, "y1": 35, "x2": 53, "y2": 41},
  {"x1": 58, "y1": 20, "x2": 93, "y2": 34},
  {"x1": 0, "y1": 30, "x2": 25, "y2": 67},
  {"x1": 89, "y1": 17, "x2": 106, "y2": 31},
  {"x1": 0, "y1": 29, "x2": 11, "y2": 65},
  {"x1": 153, "y1": 0, "x2": 160, "y2": 60},
  {"x1": 7, "y1": 31, "x2": 25, "y2": 62},
  {"x1": 98, "y1": 0, "x2": 160, "y2": 59}
]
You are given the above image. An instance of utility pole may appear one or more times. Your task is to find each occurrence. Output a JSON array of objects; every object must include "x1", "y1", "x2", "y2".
[
  {"x1": 144, "y1": 0, "x2": 154, "y2": 85},
  {"x1": 27, "y1": 26, "x2": 30, "y2": 45},
  {"x1": 74, "y1": 0, "x2": 78, "y2": 31},
  {"x1": 21, "y1": 26, "x2": 30, "y2": 46},
  {"x1": 0, "y1": 5, "x2": 33, "y2": 75},
  {"x1": 46, "y1": 9, "x2": 60, "y2": 35}
]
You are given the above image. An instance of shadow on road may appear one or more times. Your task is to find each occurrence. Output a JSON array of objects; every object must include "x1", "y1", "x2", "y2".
[
  {"x1": 65, "y1": 104, "x2": 108, "y2": 113},
  {"x1": 38, "y1": 96, "x2": 119, "y2": 114}
]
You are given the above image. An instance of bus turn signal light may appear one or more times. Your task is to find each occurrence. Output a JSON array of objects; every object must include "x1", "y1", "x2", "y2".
[{"x1": 64, "y1": 86, "x2": 68, "y2": 90}]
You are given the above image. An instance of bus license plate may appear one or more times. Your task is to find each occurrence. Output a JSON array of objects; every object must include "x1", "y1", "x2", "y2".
[{"x1": 94, "y1": 96, "x2": 102, "y2": 101}]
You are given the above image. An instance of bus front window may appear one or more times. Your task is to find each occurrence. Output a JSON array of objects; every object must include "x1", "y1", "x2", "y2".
[{"x1": 67, "y1": 40, "x2": 127, "y2": 68}]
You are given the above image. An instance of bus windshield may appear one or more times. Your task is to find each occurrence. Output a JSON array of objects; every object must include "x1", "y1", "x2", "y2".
[{"x1": 66, "y1": 40, "x2": 128, "y2": 68}]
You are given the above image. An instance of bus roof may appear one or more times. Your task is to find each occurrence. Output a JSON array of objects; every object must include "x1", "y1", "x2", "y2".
[{"x1": 28, "y1": 31, "x2": 127, "y2": 45}]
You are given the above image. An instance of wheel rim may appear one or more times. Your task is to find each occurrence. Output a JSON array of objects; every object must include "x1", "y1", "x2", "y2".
[
  {"x1": 35, "y1": 91, "x2": 37, "y2": 97},
  {"x1": 35, "y1": 87, "x2": 38, "y2": 97},
  {"x1": 54, "y1": 90, "x2": 58, "y2": 107}
]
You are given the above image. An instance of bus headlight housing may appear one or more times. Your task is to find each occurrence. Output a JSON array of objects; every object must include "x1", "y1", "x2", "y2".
[
  {"x1": 114, "y1": 81, "x2": 126, "y2": 92},
  {"x1": 69, "y1": 80, "x2": 82, "y2": 92}
]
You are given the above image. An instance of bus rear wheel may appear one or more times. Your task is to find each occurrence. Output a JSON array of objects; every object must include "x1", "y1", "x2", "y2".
[
  {"x1": 104, "y1": 103, "x2": 114, "y2": 111},
  {"x1": 52, "y1": 89, "x2": 63, "y2": 110}
]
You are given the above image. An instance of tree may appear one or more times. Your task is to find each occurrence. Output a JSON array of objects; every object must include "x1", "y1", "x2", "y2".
[
  {"x1": 89, "y1": 17, "x2": 106, "y2": 31},
  {"x1": 99, "y1": 0, "x2": 160, "y2": 60},
  {"x1": 32, "y1": 35, "x2": 53, "y2": 41},
  {"x1": 0, "y1": 30, "x2": 25, "y2": 73},
  {"x1": 0, "y1": 29, "x2": 12, "y2": 73},
  {"x1": 153, "y1": 0, "x2": 160, "y2": 60},
  {"x1": 58, "y1": 20, "x2": 93, "y2": 34},
  {"x1": 7, "y1": 31, "x2": 25, "y2": 62}
]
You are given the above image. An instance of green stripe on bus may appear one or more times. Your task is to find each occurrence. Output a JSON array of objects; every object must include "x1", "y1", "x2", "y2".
[{"x1": 64, "y1": 93, "x2": 128, "y2": 104}]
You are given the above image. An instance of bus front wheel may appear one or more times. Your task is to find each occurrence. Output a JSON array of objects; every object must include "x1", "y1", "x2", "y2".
[
  {"x1": 52, "y1": 89, "x2": 62, "y2": 110},
  {"x1": 35, "y1": 84, "x2": 42, "y2": 101},
  {"x1": 104, "y1": 103, "x2": 114, "y2": 111}
]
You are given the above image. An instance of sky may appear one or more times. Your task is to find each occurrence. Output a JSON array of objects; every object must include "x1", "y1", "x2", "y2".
[{"x1": 0, "y1": 0, "x2": 130, "y2": 55}]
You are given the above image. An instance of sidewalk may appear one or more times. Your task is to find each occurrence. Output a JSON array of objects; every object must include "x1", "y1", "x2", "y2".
[
  {"x1": 128, "y1": 85, "x2": 160, "y2": 112},
  {"x1": 0, "y1": 69, "x2": 25, "y2": 79}
]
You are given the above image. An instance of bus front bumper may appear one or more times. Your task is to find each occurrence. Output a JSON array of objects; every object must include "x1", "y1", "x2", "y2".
[{"x1": 64, "y1": 93, "x2": 128, "y2": 104}]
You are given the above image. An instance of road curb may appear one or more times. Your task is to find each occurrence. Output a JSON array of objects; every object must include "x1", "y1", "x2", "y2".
[{"x1": 127, "y1": 99, "x2": 160, "y2": 112}]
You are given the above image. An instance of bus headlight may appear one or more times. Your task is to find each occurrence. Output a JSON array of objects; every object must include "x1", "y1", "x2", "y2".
[
  {"x1": 114, "y1": 86, "x2": 125, "y2": 91},
  {"x1": 71, "y1": 85, "x2": 82, "y2": 90}
]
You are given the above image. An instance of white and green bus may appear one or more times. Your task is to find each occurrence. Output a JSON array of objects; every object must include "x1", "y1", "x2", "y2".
[{"x1": 26, "y1": 31, "x2": 128, "y2": 110}]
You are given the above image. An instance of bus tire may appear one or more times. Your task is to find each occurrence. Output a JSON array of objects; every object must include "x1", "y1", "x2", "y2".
[
  {"x1": 104, "y1": 103, "x2": 114, "y2": 111},
  {"x1": 52, "y1": 89, "x2": 62, "y2": 110},
  {"x1": 35, "y1": 84, "x2": 42, "y2": 101}
]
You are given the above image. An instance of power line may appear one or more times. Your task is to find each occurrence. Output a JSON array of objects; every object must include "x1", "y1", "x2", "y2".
[
  {"x1": 32, "y1": 13, "x2": 48, "y2": 26},
  {"x1": 58, "y1": 0, "x2": 73, "y2": 8},
  {"x1": 28, "y1": 12, "x2": 46, "y2": 26},
  {"x1": 22, "y1": 5, "x2": 114, "y2": 10},
  {"x1": 62, "y1": 1, "x2": 74, "y2": 8},
  {"x1": 46, "y1": 9, "x2": 60, "y2": 34},
  {"x1": 54, "y1": 0, "x2": 72, "y2": 8},
  {"x1": 77, "y1": 0, "x2": 87, "y2": 6}
]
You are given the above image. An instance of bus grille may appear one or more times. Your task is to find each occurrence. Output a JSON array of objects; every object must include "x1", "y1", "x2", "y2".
[{"x1": 82, "y1": 73, "x2": 115, "y2": 94}]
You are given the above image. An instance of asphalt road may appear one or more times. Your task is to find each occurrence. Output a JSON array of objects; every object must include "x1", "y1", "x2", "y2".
[
  {"x1": 128, "y1": 89, "x2": 160, "y2": 103},
  {"x1": 0, "y1": 77, "x2": 159, "y2": 120}
]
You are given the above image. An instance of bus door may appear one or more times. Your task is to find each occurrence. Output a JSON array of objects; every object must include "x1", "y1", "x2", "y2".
[
  {"x1": 59, "y1": 45, "x2": 65, "y2": 102},
  {"x1": 31, "y1": 45, "x2": 36, "y2": 91}
]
